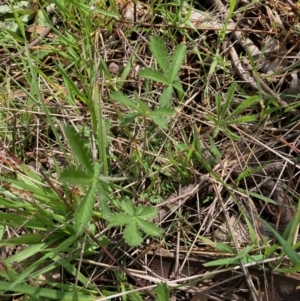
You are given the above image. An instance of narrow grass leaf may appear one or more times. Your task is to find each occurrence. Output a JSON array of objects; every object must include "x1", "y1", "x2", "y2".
[
  {"x1": 57, "y1": 64, "x2": 88, "y2": 104},
  {"x1": 148, "y1": 35, "x2": 170, "y2": 74},
  {"x1": 64, "y1": 126, "x2": 93, "y2": 173},
  {"x1": 155, "y1": 282, "x2": 169, "y2": 301},
  {"x1": 139, "y1": 68, "x2": 169, "y2": 84},
  {"x1": 0, "y1": 281, "x2": 94, "y2": 301},
  {"x1": 215, "y1": 242, "x2": 235, "y2": 253},
  {"x1": 96, "y1": 9, "x2": 119, "y2": 18},
  {"x1": 169, "y1": 44, "x2": 187, "y2": 82},
  {"x1": 111, "y1": 92, "x2": 138, "y2": 110},
  {"x1": 224, "y1": 115, "x2": 257, "y2": 124},
  {"x1": 206, "y1": 114, "x2": 218, "y2": 124},
  {"x1": 223, "y1": 128, "x2": 240, "y2": 140},
  {"x1": 221, "y1": 82, "x2": 236, "y2": 120},
  {"x1": 228, "y1": 95, "x2": 261, "y2": 119},
  {"x1": 215, "y1": 93, "x2": 222, "y2": 119},
  {"x1": 259, "y1": 218, "x2": 300, "y2": 265},
  {"x1": 119, "y1": 51, "x2": 138, "y2": 88},
  {"x1": 208, "y1": 136, "x2": 222, "y2": 159}
]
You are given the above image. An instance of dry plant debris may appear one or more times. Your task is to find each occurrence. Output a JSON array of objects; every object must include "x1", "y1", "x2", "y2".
[{"x1": 0, "y1": 0, "x2": 300, "y2": 300}]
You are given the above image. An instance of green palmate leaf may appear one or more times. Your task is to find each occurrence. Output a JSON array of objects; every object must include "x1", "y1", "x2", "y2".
[
  {"x1": 136, "y1": 205, "x2": 158, "y2": 219},
  {"x1": 148, "y1": 115, "x2": 168, "y2": 129},
  {"x1": 150, "y1": 107, "x2": 176, "y2": 116},
  {"x1": 148, "y1": 35, "x2": 170, "y2": 74},
  {"x1": 228, "y1": 95, "x2": 261, "y2": 119},
  {"x1": 60, "y1": 166, "x2": 93, "y2": 185},
  {"x1": 124, "y1": 220, "x2": 143, "y2": 246},
  {"x1": 139, "y1": 68, "x2": 169, "y2": 84},
  {"x1": 121, "y1": 112, "x2": 141, "y2": 126},
  {"x1": 171, "y1": 79, "x2": 183, "y2": 92},
  {"x1": 98, "y1": 181, "x2": 112, "y2": 219},
  {"x1": 136, "y1": 97, "x2": 149, "y2": 115},
  {"x1": 64, "y1": 126, "x2": 93, "y2": 173},
  {"x1": 107, "y1": 213, "x2": 132, "y2": 227},
  {"x1": 169, "y1": 44, "x2": 187, "y2": 82},
  {"x1": 74, "y1": 179, "x2": 98, "y2": 236},
  {"x1": 74, "y1": 163, "x2": 102, "y2": 236},
  {"x1": 155, "y1": 282, "x2": 169, "y2": 301},
  {"x1": 111, "y1": 92, "x2": 138, "y2": 110},
  {"x1": 159, "y1": 86, "x2": 174, "y2": 108},
  {"x1": 120, "y1": 198, "x2": 135, "y2": 215},
  {"x1": 137, "y1": 219, "x2": 161, "y2": 237}
]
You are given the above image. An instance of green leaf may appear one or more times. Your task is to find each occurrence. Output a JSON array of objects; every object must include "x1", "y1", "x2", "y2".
[
  {"x1": 136, "y1": 206, "x2": 157, "y2": 219},
  {"x1": 208, "y1": 136, "x2": 222, "y2": 159},
  {"x1": 107, "y1": 213, "x2": 132, "y2": 227},
  {"x1": 221, "y1": 82, "x2": 236, "y2": 120},
  {"x1": 227, "y1": 95, "x2": 261, "y2": 119},
  {"x1": 60, "y1": 166, "x2": 93, "y2": 185},
  {"x1": 223, "y1": 115, "x2": 257, "y2": 124},
  {"x1": 159, "y1": 86, "x2": 174, "y2": 107},
  {"x1": 215, "y1": 242, "x2": 235, "y2": 253},
  {"x1": 148, "y1": 35, "x2": 170, "y2": 74},
  {"x1": 259, "y1": 218, "x2": 300, "y2": 265},
  {"x1": 149, "y1": 115, "x2": 168, "y2": 129},
  {"x1": 136, "y1": 97, "x2": 149, "y2": 115},
  {"x1": 111, "y1": 92, "x2": 138, "y2": 110},
  {"x1": 64, "y1": 126, "x2": 93, "y2": 173},
  {"x1": 137, "y1": 219, "x2": 161, "y2": 237},
  {"x1": 98, "y1": 182, "x2": 112, "y2": 219},
  {"x1": 121, "y1": 198, "x2": 135, "y2": 215},
  {"x1": 124, "y1": 221, "x2": 143, "y2": 246},
  {"x1": 73, "y1": 164, "x2": 102, "y2": 237},
  {"x1": 58, "y1": 65, "x2": 88, "y2": 104},
  {"x1": 215, "y1": 93, "x2": 222, "y2": 120},
  {"x1": 169, "y1": 44, "x2": 187, "y2": 82},
  {"x1": 74, "y1": 179, "x2": 98, "y2": 237},
  {"x1": 139, "y1": 68, "x2": 169, "y2": 84},
  {"x1": 155, "y1": 282, "x2": 169, "y2": 301},
  {"x1": 223, "y1": 127, "x2": 240, "y2": 140},
  {"x1": 150, "y1": 107, "x2": 175, "y2": 116},
  {"x1": 121, "y1": 112, "x2": 141, "y2": 125},
  {"x1": 171, "y1": 79, "x2": 183, "y2": 92}
]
